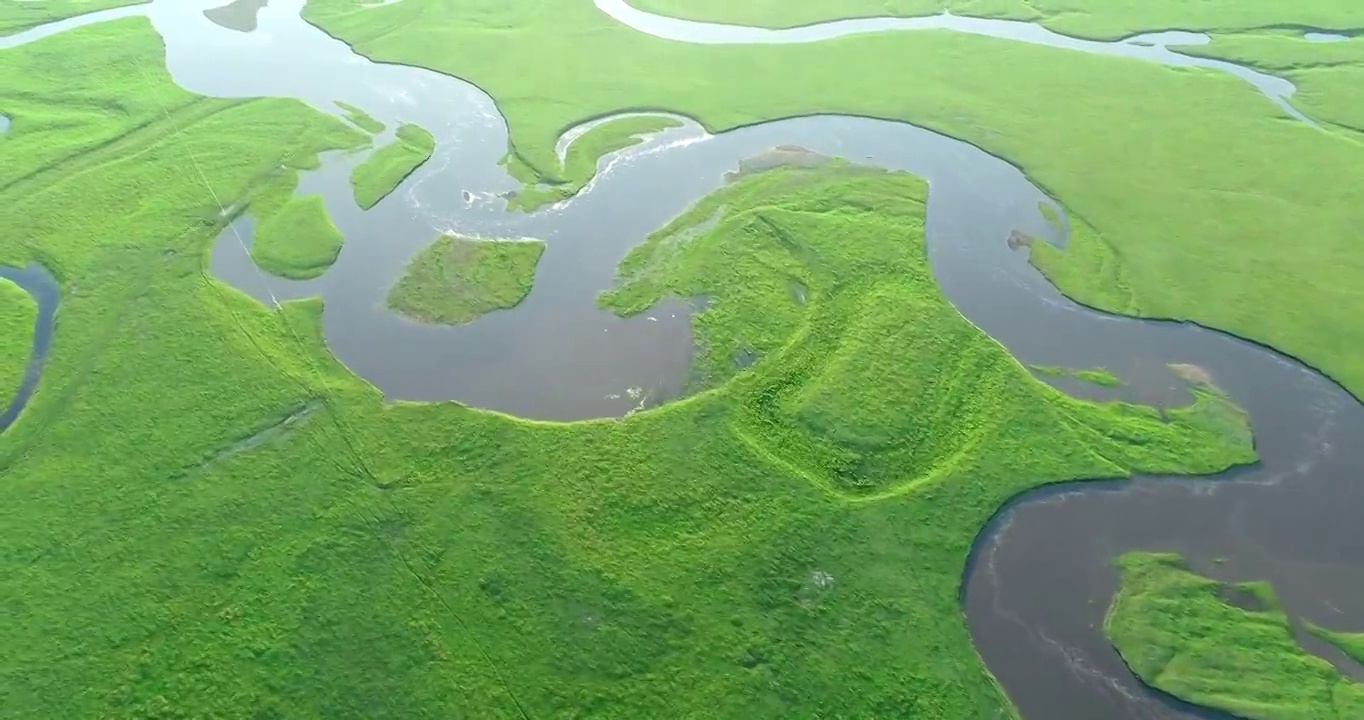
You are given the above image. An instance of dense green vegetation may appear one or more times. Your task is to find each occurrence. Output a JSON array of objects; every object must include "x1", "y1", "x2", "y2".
[
  {"x1": 1031, "y1": 365, "x2": 1123, "y2": 388},
  {"x1": 250, "y1": 194, "x2": 346, "y2": 280},
  {"x1": 304, "y1": 0, "x2": 1364, "y2": 405},
  {"x1": 350, "y1": 122, "x2": 435, "y2": 210},
  {"x1": 1106, "y1": 553, "x2": 1364, "y2": 719},
  {"x1": 1178, "y1": 33, "x2": 1364, "y2": 135},
  {"x1": 387, "y1": 235, "x2": 545, "y2": 324},
  {"x1": 0, "y1": 0, "x2": 145, "y2": 36},
  {"x1": 1, "y1": 18, "x2": 1261, "y2": 714},
  {"x1": 630, "y1": 0, "x2": 1364, "y2": 40},
  {"x1": 507, "y1": 114, "x2": 682, "y2": 211},
  {"x1": 0, "y1": 277, "x2": 36, "y2": 404},
  {"x1": 335, "y1": 100, "x2": 384, "y2": 134}
]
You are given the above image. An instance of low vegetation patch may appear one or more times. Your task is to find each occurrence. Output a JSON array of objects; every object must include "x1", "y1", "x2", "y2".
[
  {"x1": 250, "y1": 194, "x2": 346, "y2": 280},
  {"x1": 350, "y1": 122, "x2": 435, "y2": 209},
  {"x1": 335, "y1": 100, "x2": 385, "y2": 134},
  {"x1": 506, "y1": 114, "x2": 683, "y2": 211},
  {"x1": 1106, "y1": 552, "x2": 1364, "y2": 719},
  {"x1": 387, "y1": 234, "x2": 545, "y2": 324},
  {"x1": 0, "y1": 277, "x2": 36, "y2": 404},
  {"x1": 1031, "y1": 365, "x2": 1124, "y2": 388}
]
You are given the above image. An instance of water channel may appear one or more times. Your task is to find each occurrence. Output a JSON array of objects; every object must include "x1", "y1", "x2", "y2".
[{"x1": 4, "y1": 2, "x2": 1363, "y2": 718}]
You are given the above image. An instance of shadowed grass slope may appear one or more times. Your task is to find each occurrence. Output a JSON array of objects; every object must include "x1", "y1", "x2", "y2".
[
  {"x1": 0, "y1": 277, "x2": 36, "y2": 403},
  {"x1": 350, "y1": 122, "x2": 435, "y2": 210},
  {"x1": 630, "y1": 0, "x2": 1364, "y2": 39},
  {"x1": 5, "y1": 18, "x2": 1259, "y2": 720},
  {"x1": 1106, "y1": 553, "x2": 1364, "y2": 720},
  {"x1": 0, "y1": 0, "x2": 147, "y2": 36},
  {"x1": 250, "y1": 194, "x2": 346, "y2": 280},
  {"x1": 304, "y1": 0, "x2": 1364, "y2": 405},
  {"x1": 506, "y1": 114, "x2": 683, "y2": 211},
  {"x1": 387, "y1": 235, "x2": 545, "y2": 324}
]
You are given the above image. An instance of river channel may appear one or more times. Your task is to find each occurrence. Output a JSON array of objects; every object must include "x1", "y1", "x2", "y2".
[{"x1": 5, "y1": 2, "x2": 1363, "y2": 718}]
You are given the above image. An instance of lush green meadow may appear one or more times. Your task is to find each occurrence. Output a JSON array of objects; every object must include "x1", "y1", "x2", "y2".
[
  {"x1": 250, "y1": 194, "x2": 347, "y2": 280},
  {"x1": 349, "y1": 122, "x2": 435, "y2": 210},
  {"x1": 631, "y1": 0, "x2": 1364, "y2": 39},
  {"x1": 0, "y1": 277, "x2": 36, "y2": 403},
  {"x1": 1106, "y1": 553, "x2": 1364, "y2": 720},
  {"x1": 0, "y1": 17, "x2": 1261, "y2": 716},
  {"x1": 303, "y1": 0, "x2": 1364, "y2": 405},
  {"x1": 387, "y1": 235, "x2": 545, "y2": 324},
  {"x1": 0, "y1": 0, "x2": 146, "y2": 36},
  {"x1": 507, "y1": 114, "x2": 682, "y2": 211},
  {"x1": 1178, "y1": 33, "x2": 1364, "y2": 135}
]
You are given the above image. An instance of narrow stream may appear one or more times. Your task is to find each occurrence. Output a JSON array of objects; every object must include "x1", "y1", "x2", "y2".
[
  {"x1": 4, "y1": 3, "x2": 1362, "y2": 718},
  {"x1": 0, "y1": 265, "x2": 58, "y2": 433}
]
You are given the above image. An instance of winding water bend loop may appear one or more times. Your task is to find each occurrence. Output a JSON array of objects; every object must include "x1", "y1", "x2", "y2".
[{"x1": 4, "y1": 3, "x2": 1362, "y2": 720}]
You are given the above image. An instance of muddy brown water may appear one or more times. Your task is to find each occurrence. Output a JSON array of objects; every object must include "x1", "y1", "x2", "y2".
[{"x1": 6, "y1": 3, "x2": 1364, "y2": 718}]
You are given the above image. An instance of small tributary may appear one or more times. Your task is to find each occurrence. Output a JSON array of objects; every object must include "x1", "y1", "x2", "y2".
[
  {"x1": 5, "y1": 3, "x2": 1363, "y2": 719},
  {"x1": 0, "y1": 264, "x2": 58, "y2": 432}
]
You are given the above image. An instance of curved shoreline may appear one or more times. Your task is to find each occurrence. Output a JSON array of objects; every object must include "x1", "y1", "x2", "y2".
[{"x1": 0, "y1": 264, "x2": 58, "y2": 433}]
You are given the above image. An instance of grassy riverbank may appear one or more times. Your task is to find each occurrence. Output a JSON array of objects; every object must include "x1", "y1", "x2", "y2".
[
  {"x1": 250, "y1": 194, "x2": 346, "y2": 280},
  {"x1": 0, "y1": 0, "x2": 146, "y2": 36},
  {"x1": 1176, "y1": 33, "x2": 1364, "y2": 135},
  {"x1": 387, "y1": 235, "x2": 545, "y2": 324},
  {"x1": 507, "y1": 114, "x2": 682, "y2": 211},
  {"x1": 303, "y1": 0, "x2": 1364, "y2": 404},
  {"x1": 1106, "y1": 552, "x2": 1364, "y2": 719},
  {"x1": 2, "y1": 18, "x2": 1260, "y2": 715},
  {"x1": 0, "y1": 277, "x2": 36, "y2": 404},
  {"x1": 631, "y1": 0, "x2": 1364, "y2": 39},
  {"x1": 350, "y1": 123, "x2": 435, "y2": 210},
  {"x1": 1032, "y1": 365, "x2": 1124, "y2": 388}
]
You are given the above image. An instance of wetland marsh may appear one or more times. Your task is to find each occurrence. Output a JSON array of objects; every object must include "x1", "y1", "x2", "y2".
[{"x1": 4, "y1": 1, "x2": 1364, "y2": 718}]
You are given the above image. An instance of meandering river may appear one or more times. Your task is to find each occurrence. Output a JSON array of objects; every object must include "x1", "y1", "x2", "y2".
[{"x1": 5, "y1": 2, "x2": 1362, "y2": 718}]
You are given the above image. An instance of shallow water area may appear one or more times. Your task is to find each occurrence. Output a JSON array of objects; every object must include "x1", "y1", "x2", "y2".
[
  {"x1": 1305, "y1": 32, "x2": 1350, "y2": 42},
  {"x1": 6, "y1": 2, "x2": 1364, "y2": 718},
  {"x1": 0, "y1": 264, "x2": 58, "y2": 432}
]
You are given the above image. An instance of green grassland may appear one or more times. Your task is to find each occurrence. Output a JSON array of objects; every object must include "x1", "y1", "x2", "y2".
[
  {"x1": 335, "y1": 100, "x2": 385, "y2": 134},
  {"x1": 630, "y1": 0, "x2": 1364, "y2": 40},
  {"x1": 507, "y1": 114, "x2": 682, "y2": 211},
  {"x1": 350, "y1": 122, "x2": 435, "y2": 210},
  {"x1": 250, "y1": 194, "x2": 347, "y2": 280},
  {"x1": 387, "y1": 235, "x2": 545, "y2": 324},
  {"x1": 1177, "y1": 33, "x2": 1364, "y2": 135},
  {"x1": 1106, "y1": 552, "x2": 1364, "y2": 719},
  {"x1": 0, "y1": 0, "x2": 146, "y2": 36},
  {"x1": 0, "y1": 277, "x2": 36, "y2": 403},
  {"x1": 302, "y1": 0, "x2": 1364, "y2": 405},
  {"x1": 1, "y1": 18, "x2": 1260, "y2": 716}
]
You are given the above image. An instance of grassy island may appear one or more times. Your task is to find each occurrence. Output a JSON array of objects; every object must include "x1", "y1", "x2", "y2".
[
  {"x1": 0, "y1": 277, "x2": 37, "y2": 404},
  {"x1": 250, "y1": 194, "x2": 346, "y2": 280},
  {"x1": 387, "y1": 235, "x2": 545, "y2": 324},
  {"x1": 1107, "y1": 552, "x2": 1364, "y2": 720},
  {"x1": 350, "y1": 123, "x2": 435, "y2": 210},
  {"x1": 336, "y1": 100, "x2": 385, "y2": 134}
]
